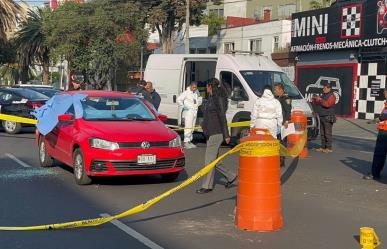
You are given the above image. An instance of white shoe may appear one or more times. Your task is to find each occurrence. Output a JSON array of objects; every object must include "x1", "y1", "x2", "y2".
[{"x1": 184, "y1": 142, "x2": 196, "y2": 149}]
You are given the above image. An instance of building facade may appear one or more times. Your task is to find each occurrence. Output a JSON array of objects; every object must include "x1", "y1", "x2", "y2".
[
  {"x1": 213, "y1": 20, "x2": 291, "y2": 57},
  {"x1": 291, "y1": 0, "x2": 387, "y2": 119}
]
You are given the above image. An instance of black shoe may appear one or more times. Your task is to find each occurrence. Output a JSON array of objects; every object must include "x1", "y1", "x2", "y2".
[
  {"x1": 224, "y1": 176, "x2": 237, "y2": 189},
  {"x1": 196, "y1": 188, "x2": 212, "y2": 194}
]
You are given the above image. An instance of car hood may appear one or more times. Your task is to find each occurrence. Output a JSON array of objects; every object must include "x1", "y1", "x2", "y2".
[{"x1": 78, "y1": 120, "x2": 178, "y2": 142}]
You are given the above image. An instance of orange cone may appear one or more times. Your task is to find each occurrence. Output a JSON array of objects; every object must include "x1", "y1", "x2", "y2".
[
  {"x1": 236, "y1": 128, "x2": 283, "y2": 232},
  {"x1": 288, "y1": 111, "x2": 308, "y2": 159}
]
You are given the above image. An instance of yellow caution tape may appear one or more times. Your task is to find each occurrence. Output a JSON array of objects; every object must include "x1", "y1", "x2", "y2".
[
  {"x1": 239, "y1": 140, "x2": 279, "y2": 157},
  {"x1": 0, "y1": 114, "x2": 37, "y2": 125}
]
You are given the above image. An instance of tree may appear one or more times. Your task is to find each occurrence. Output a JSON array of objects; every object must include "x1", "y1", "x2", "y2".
[
  {"x1": 0, "y1": 0, "x2": 21, "y2": 42},
  {"x1": 140, "y1": 0, "x2": 207, "y2": 54},
  {"x1": 310, "y1": 0, "x2": 333, "y2": 10},
  {"x1": 202, "y1": 13, "x2": 225, "y2": 36},
  {"x1": 14, "y1": 8, "x2": 51, "y2": 84},
  {"x1": 44, "y1": 0, "x2": 147, "y2": 89}
]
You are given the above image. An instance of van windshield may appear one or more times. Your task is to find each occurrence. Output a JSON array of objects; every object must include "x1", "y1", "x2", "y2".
[{"x1": 240, "y1": 71, "x2": 303, "y2": 99}]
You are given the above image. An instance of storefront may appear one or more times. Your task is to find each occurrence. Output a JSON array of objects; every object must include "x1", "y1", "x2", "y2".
[{"x1": 291, "y1": 0, "x2": 387, "y2": 119}]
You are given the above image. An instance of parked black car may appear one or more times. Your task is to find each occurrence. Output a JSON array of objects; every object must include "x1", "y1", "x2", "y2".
[
  {"x1": 0, "y1": 88, "x2": 49, "y2": 134},
  {"x1": 12, "y1": 85, "x2": 62, "y2": 98}
]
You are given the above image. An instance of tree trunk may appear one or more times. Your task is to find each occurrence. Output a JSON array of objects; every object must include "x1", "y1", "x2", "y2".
[
  {"x1": 42, "y1": 56, "x2": 50, "y2": 85},
  {"x1": 20, "y1": 64, "x2": 29, "y2": 84}
]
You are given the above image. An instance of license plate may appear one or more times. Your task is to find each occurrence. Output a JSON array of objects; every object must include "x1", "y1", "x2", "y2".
[{"x1": 137, "y1": 155, "x2": 156, "y2": 165}]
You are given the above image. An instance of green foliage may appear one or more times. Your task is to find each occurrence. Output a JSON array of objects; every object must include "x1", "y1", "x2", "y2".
[
  {"x1": 43, "y1": 0, "x2": 147, "y2": 89},
  {"x1": 310, "y1": 0, "x2": 332, "y2": 10},
  {"x1": 0, "y1": 40, "x2": 16, "y2": 64},
  {"x1": 0, "y1": 0, "x2": 21, "y2": 42},
  {"x1": 140, "y1": 0, "x2": 207, "y2": 53},
  {"x1": 203, "y1": 13, "x2": 225, "y2": 36},
  {"x1": 14, "y1": 7, "x2": 51, "y2": 84}
]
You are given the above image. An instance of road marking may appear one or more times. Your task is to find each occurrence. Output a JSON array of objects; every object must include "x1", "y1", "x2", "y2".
[
  {"x1": 100, "y1": 213, "x2": 164, "y2": 249},
  {"x1": 355, "y1": 150, "x2": 373, "y2": 154},
  {"x1": 5, "y1": 153, "x2": 32, "y2": 168}
]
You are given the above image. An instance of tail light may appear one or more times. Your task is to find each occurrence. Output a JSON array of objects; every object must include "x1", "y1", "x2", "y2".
[{"x1": 26, "y1": 101, "x2": 43, "y2": 108}]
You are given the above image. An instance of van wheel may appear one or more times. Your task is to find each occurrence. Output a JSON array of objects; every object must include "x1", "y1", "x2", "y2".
[
  {"x1": 161, "y1": 172, "x2": 180, "y2": 182},
  {"x1": 39, "y1": 137, "x2": 54, "y2": 167},
  {"x1": 73, "y1": 148, "x2": 92, "y2": 185},
  {"x1": 2, "y1": 121, "x2": 22, "y2": 134}
]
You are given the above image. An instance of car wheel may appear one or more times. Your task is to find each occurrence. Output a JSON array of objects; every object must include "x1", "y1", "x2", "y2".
[
  {"x1": 2, "y1": 121, "x2": 22, "y2": 134},
  {"x1": 39, "y1": 137, "x2": 54, "y2": 167},
  {"x1": 73, "y1": 148, "x2": 92, "y2": 185},
  {"x1": 161, "y1": 172, "x2": 180, "y2": 182}
]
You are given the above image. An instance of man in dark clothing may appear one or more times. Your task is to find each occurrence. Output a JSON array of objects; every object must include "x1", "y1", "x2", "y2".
[
  {"x1": 145, "y1": 81, "x2": 161, "y2": 110},
  {"x1": 364, "y1": 88, "x2": 387, "y2": 180},
  {"x1": 274, "y1": 83, "x2": 292, "y2": 167},
  {"x1": 134, "y1": 80, "x2": 153, "y2": 106},
  {"x1": 312, "y1": 83, "x2": 336, "y2": 153}
]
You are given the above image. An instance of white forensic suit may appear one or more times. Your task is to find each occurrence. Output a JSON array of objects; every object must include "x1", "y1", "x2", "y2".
[
  {"x1": 177, "y1": 87, "x2": 202, "y2": 143},
  {"x1": 250, "y1": 89, "x2": 283, "y2": 138}
]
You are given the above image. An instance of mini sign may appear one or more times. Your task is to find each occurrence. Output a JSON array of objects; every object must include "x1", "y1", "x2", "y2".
[{"x1": 291, "y1": 0, "x2": 387, "y2": 52}]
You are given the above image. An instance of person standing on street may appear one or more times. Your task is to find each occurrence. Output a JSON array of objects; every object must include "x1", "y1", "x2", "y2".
[
  {"x1": 145, "y1": 81, "x2": 161, "y2": 110},
  {"x1": 274, "y1": 83, "x2": 292, "y2": 167},
  {"x1": 177, "y1": 82, "x2": 202, "y2": 149},
  {"x1": 364, "y1": 87, "x2": 387, "y2": 180},
  {"x1": 312, "y1": 83, "x2": 336, "y2": 153},
  {"x1": 196, "y1": 78, "x2": 236, "y2": 194},
  {"x1": 134, "y1": 80, "x2": 153, "y2": 105},
  {"x1": 250, "y1": 85, "x2": 283, "y2": 138}
]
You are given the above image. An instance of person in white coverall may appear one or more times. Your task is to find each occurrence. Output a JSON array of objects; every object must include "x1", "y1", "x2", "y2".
[
  {"x1": 177, "y1": 82, "x2": 202, "y2": 149},
  {"x1": 250, "y1": 86, "x2": 283, "y2": 138}
]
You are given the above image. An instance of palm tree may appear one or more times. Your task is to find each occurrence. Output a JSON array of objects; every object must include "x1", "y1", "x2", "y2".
[
  {"x1": 14, "y1": 7, "x2": 50, "y2": 84},
  {"x1": 0, "y1": 0, "x2": 21, "y2": 42}
]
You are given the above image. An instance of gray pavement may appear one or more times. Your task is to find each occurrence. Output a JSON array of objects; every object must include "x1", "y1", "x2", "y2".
[{"x1": 0, "y1": 120, "x2": 385, "y2": 249}]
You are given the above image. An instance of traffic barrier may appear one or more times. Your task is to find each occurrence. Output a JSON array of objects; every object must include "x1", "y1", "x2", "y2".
[
  {"x1": 360, "y1": 227, "x2": 381, "y2": 249},
  {"x1": 236, "y1": 128, "x2": 283, "y2": 232},
  {"x1": 288, "y1": 111, "x2": 308, "y2": 158}
]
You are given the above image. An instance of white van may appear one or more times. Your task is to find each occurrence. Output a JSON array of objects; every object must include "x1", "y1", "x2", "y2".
[{"x1": 144, "y1": 53, "x2": 319, "y2": 141}]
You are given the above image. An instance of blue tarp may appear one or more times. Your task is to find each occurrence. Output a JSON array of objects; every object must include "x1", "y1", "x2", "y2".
[{"x1": 32, "y1": 93, "x2": 86, "y2": 135}]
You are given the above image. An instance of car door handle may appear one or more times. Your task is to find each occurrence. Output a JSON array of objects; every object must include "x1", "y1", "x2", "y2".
[{"x1": 173, "y1": 95, "x2": 177, "y2": 103}]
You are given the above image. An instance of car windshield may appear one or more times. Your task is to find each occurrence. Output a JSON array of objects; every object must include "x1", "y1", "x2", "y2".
[
  {"x1": 240, "y1": 71, "x2": 303, "y2": 99},
  {"x1": 81, "y1": 96, "x2": 156, "y2": 121},
  {"x1": 10, "y1": 88, "x2": 49, "y2": 100}
]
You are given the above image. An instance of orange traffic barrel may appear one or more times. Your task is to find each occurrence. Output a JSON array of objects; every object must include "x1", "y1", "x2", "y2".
[
  {"x1": 288, "y1": 111, "x2": 308, "y2": 158},
  {"x1": 236, "y1": 128, "x2": 283, "y2": 232}
]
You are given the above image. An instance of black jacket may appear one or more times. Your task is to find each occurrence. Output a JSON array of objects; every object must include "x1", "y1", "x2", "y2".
[
  {"x1": 277, "y1": 94, "x2": 292, "y2": 123},
  {"x1": 149, "y1": 90, "x2": 161, "y2": 110},
  {"x1": 201, "y1": 95, "x2": 229, "y2": 140}
]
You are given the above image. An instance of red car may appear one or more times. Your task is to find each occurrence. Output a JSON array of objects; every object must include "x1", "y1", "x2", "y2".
[{"x1": 36, "y1": 91, "x2": 185, "y2": 185}]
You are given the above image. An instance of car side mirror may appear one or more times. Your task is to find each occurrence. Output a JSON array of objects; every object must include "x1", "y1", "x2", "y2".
[
  {"x1": 158, "y1": 114, "x2": 168, "y2": 122},
  {"x1": 58, "y1": 114, "x2": 74, "y2": 122}
]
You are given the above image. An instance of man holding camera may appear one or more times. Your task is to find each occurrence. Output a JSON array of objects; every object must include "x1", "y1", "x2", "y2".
[{"x1": 312, "y1": 83, "x2": 336, "y2": 153}]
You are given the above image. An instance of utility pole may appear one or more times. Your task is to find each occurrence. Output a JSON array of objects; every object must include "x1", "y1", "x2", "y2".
[
  {"x1": 185, "y1": 0, "x2": 190, "y2": 54},
  {"x1": 140, "y1": 45, "x2": 144, "y2": 80}
]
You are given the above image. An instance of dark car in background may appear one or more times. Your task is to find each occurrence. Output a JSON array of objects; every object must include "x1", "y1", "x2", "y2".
[
  {"x1": 13, "y1": 84, "x2": 62, "y2": 98},
  {"x1": 0, "y1": 88, "x2": 49, "y2": 134}
]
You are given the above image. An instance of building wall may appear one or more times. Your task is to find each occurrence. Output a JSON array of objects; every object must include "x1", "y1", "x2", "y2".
[
  {"x1": 215, "y1": 20, "x2": 291, "y2": 57},
  {"x1": 223, "y1": 0, "x2": 248, "y2": 18},
  {"x1": 246, "y1": 0, "x2": 314, "y2": 20}
]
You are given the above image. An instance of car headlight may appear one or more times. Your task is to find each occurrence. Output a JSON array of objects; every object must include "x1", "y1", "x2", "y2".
[
  {"x1": 169, "y1": 136, "x2": 182, "y2": 148},
  {"x1": 90, "y1": 138, "x2": 119, "y2": 151}
]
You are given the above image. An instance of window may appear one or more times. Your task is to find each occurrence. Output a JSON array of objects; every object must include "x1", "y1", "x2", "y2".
[
  {"x1": 208, "y1": 47, "x2": 217, "y2": 54},
  {"x1": 218, "y1": 9, "x2": 224, "y2": 17},
  {"x1": 0, "y1": 91, "x2": 14, "y2": 103},
  {"x1": 240, "y1": 70, "x2": 302, "y2": 99},
  {"x1": 197, "y1": 48, "x2": 207, "y2": 54},
  {"x1": 278, "y1": 4, "x2": 296, "y2": 19},
  {"x1": 224, "y1": 42, "x2": 235, "y2": 53},
  {"x1": 273, "y1": 36, "x2": 279, "y2": 51},
  {"x1": 250, "y1": 39, "x2": 262, "y2": 53},
  {"x1": 189, "y1": 48, "x2": 196, "y2": 54},
  {"x1": 220, "y1": 71, "x2": 248, "y2": 101}
]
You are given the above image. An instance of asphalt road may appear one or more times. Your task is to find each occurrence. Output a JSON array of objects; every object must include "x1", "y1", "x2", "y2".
[{"x1": 0, "y1": 121, "x2": 386, "y2": 249}]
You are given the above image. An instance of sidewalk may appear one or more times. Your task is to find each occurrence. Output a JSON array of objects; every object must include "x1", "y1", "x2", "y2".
[{"x1": 333, "y1": 118, "x2": 378, "y2": 141}]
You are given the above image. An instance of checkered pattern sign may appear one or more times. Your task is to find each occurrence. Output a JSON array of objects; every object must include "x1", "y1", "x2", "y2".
[
  {"x1": 341, "y1": 5, "x2": 362, "y2": 38},
  {"x1": 356, "y1": 62, "x2": 387, "y2": 120}
]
